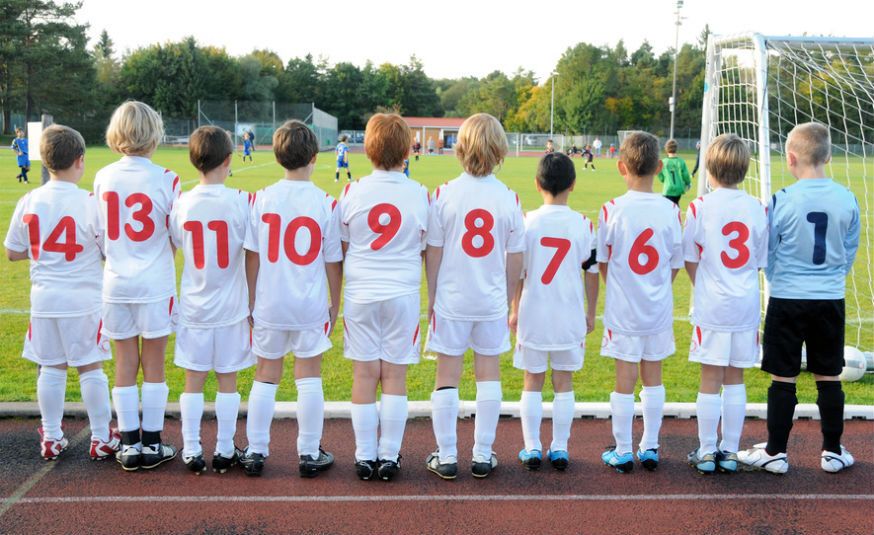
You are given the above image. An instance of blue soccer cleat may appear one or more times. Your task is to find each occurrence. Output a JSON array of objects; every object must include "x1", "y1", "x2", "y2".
[
  {"x1": 518, "y1": 449, "x2": 542, "y2": 471},
  {"x1": 602, "y1": 447, "x2": 634, "y2": 473},
  {"x1": 547, "y1": 450, "x2": 569, "y2": 471},
  {"x1": 687, "y1": 449, "x2": 716, "y2": 475},
  {"x1": 716, "y1": 450, "x2": 739, "y2": 474},
  {"x1": 637, "y1": 448, "x2": 659, "y2": 471}
]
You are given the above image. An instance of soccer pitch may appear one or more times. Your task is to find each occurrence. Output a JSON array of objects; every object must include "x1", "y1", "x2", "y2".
[{"x1": 0, "y1": 146, "x2": 871, "y2": 404}]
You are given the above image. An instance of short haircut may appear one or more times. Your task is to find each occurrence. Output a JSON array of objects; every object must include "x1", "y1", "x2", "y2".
[
  {"x1": 273, "y1": 120, "x2": 319, "y2": 170},
  {"x1": 620, "y1": 131, "x2": 661, "y2": 177},
  {"x1": 787, "y1": 122, "x2": 831, "y2": 166},
  {"x1": 40, "y1": 125, "x2": 86, "y2": 173},
  {"x1": 705, "y1": 134, "x2": 750, "y2": 186},
  {"x1": 105, "y1": 101, "x2": 164, "y2": 156},
  {"x1": 537, "y1": 152, "x2": 576, "y2": 196},
  {"x1": 189, "y1": 126, "x2": 233, "y2": 174},
  {"x1": 455, "y1": 113, "x2": 508, "y2": 177},
  {"x1": 364, "y1": 113, "x2": 411, "y2": 170},
  {"x1": 339, "y1": 134, "x2": 348, "y2": 142},
  {"x1": 665, "y1": 139, "x2": 678, "y2": 154}
]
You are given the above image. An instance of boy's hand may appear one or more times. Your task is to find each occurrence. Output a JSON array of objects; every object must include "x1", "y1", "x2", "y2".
[
  {"x1": 247, "y1": 314, "x2": 254, "y2": 328},
  {"x1": 508, "y1": 311, "x2": 518, "y2": 333},
  {"x1": 328, "y1": 306, "x2": 338, "y2": 336},
  {"x1": 586, "y1": 312, "x2": 596, "y2": 334}
]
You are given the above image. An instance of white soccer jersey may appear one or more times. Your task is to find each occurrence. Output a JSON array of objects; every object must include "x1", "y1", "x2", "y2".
[
  {"x1": 4, "y1": 181, "x2": 103, "y2": 317},
  {"x1": 169, "y1": 184, "x2": 251, "y2": 328},
  {"x1": 684, "y1": 188, "x2": 768, "y2": 331},
  {"x1": 427, "y1": 173, "x2": 526, "y2": 321},
  {"x1": 245, "y1": 180, "x2": 342, "y2": 330},
  {"x1": 518, "y1": 205, "x2": 598, "y2": 350},
  {"x1": 597, "y1": 191, "x2": 683, "y2": 335},
  {"x1": 339, "y1": 170, "x2": 430, "y2": 304},
  {"x1": 93, "y1": 156, "x2": 180, "y2": 303}
]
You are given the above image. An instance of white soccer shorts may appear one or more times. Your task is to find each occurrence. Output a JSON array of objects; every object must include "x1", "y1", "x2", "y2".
[
  {"x1": 22, "y1": 312, "x2": 111, "y2": 367},
  {"x1": 600, "y1": 326, "x2": 675, "y2": 363},
  {"x1": 343, "y1": 294, "x2": 421, "y2": 365},
  {"x1": 513, "y1": 343, "x2": 585, "y2": 373},
  {"x1": 174, "y1": 319, "x2": 256, "y2": 373},
  {"x1": 688, "y1": 325, "x2": 759, "y2": 369},
  {"x1": 425, "y1": 313, "x2": 511, "y2": 357},
  {"x1": 102, "y1": 297, "x2": 178, "y2": 340},
  {"x1": 253, "y1": 323, "x2": 332, "y2": 359}
]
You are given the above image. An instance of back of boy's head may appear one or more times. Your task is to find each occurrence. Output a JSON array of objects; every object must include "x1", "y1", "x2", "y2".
[
  {"x1": 787, "y1": 122, "x2": 831, "y2": 166},
  {"x1": 339, "y1": 134, "x2": 348, "y2": 143},
  {"x1": 537, "y1": 152, "x2": 576, "y2": 196},
  {"x1": 705, "y1": 134, "x2": 750, "y2": 186},
  {"x1": 620, "y1": 131, "x2": 660, "y2": 177},
  {"x1": 665, "y1": 139, "x2": 678, "y2": 154},
  {"x1": 273, "y1": 120, "x2": 319, "y2": 170},
  {"x1": 189, "y1": 126, "x2": 233, "y2": 174},
  {"x1": 106, "y1": 100, "x2": 164, "y2": 156},
  {"x1": 456, "y1": 113, "x2": 508, "y2": 177},
  {"x1": 41, "y1": 125, "x2": 85, "y2": 173},
  {"x1": 364, "y1": 113, "x2": 411, "y2": 170}
]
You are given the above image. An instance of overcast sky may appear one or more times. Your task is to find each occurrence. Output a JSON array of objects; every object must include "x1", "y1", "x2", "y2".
[{"x1": 77, "y1": 0, "x2": 873, "y2": 81}]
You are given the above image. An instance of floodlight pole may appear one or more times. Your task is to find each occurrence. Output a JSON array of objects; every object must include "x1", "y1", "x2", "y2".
[
  {"x1": 669, "y1": 0, "x2": 684, "y2": 140},
  {"x1": 550, "y1": 72, "x2": 559, "y2": 140}
]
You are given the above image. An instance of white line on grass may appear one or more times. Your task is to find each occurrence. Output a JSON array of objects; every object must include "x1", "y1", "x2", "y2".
[{"x1": 181, "y1": 162, "x2": 275, "y2": 187}]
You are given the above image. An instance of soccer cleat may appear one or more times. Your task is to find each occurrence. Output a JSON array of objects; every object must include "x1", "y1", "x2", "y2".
[
  {"x1": 116, "y1": 443, "x2": 142, "y2": 472},
  {"x1": 601, "y1": 447, "x2": 634, "y2": 473},
  {"x1": 183, "y1": 452, "x2": 206, "y2": 475},
  {"x1": 821, "y1": 446, "x2": 854, "y2": 473},
  {"x1": 377, "y1": 455, "x2": 402, "y2": 481},
  {"x1": 471, "y1": 452, "x2": 498, "y2": 478},
  {"x1": 299, "y1": 447, "x2": 334, "y2": 478},
  {"x1": 737, "y1": 443, "x2": 788, "y2": 474},
  {"x1": 687, "y1": 449, "x2": 716, "y2": 475},
  {"x1": 716, "y1": 451, "x2": 739, "y2": 474},
  {"x1": 637, "y1": 448, "x2": 660, "y2": 471},
  {"x1": 140, "y1": 442, "x2": 178, "y2": 470},
  {"x1": 425, "y1": 451, "x2": 458, "y2": 480},
  {"x1": 547, "y1": 450, "x2": 570, "y2": 471},
  {"x1": 89, "y1": 428, "x2": 122, "y2": 461},
  {"x1": 355, "y1": 459, "x2": 378, "y2": 480},
  {"x1": 518, "y1": 449, "x2": 542, "y2": 471},
  {"x1": 38, "y1": 427, "x2": 68, "y2": 461},
  {"x1": 239, "y1": 449, "x2": 266, "y2": 477},
  {"x1": 212, "y1": 447, "x2": 242, "y2": 474}
]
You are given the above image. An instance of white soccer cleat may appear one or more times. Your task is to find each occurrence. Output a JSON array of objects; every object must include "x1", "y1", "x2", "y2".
[
  {"x1": 737, "y1": 443, "x2": 788, "y2": 474},
  {"x1": 821, "y1": 446, "x2": 854, "y2": 473}
]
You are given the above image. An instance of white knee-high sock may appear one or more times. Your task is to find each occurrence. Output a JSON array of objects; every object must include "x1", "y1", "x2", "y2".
[
  {"x1": 720, "y1": 384, "x2": 747, "y2": 453},
  {"x1": 112, "y1": 385, "x2": 140, "y2": 436},
  {"x1": 141, "y1": 382, "x2": 169, "y2": 433},
  {"x1": 351, "y1": 402, "x2": 378, "y2": 461},
  {"x1": 473, "y1": 381, "x2": 502, "y2": 461},
  {"x1": 639, "y1": 384, "x2": 666, "y2": 451},
  {"x1": 246, "y1": 381, "x2": 277, "y2": 456},
  {"x1": 519, "y1": 390, "x2": 543, "y2": 452},
  {"x1": 295, "y1": 377, "x2": 324, "y2": 458},
  {"x1": 696, "y1": 392, "x2": 721, "y2": 455},
  {"x1": 214, "y1": 392, "x2": 241, "y2": 457},
  {"x1": 431, "y1": 388, "x2": 459, "y2": 462},
  {"x1": 179, "y1": 392, "x2": 204, "y2": 457},
  {"x1": 610, "y1": 392, "x2": 635, "y2": 455},
  {"x1": 378, "y1": 394, "x2": 408, "y2": 462},
  {"x1": 37, "y1": 367, "x2": 67, "y2": 441},
  {"x1": 79, "y1": 369, "x2": 111, "y2": 443},
  {"x1": 550, "y1": 391, "x2": 575, "y2": 453}
]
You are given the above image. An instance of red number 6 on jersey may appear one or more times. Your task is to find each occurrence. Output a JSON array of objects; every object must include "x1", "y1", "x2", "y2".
[
  {"x1": 461, "y1": 209, "x2": 495, "y2": 258},
  {"x1": 628, "y1": 228, "x2": 659, "y2": 275},
  {"x1": 720, "y1": 221, "x2": 751, "y2": 269}
]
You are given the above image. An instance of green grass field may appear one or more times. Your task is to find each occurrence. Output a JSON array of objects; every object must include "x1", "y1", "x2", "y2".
[{"x1": 0, "y1": 145, "x2": 871, "y2": 404}]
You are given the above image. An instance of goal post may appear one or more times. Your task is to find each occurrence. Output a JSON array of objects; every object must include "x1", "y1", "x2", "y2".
[{"x1": 698, "y1": 33, "x2": 874, "y2": 353}]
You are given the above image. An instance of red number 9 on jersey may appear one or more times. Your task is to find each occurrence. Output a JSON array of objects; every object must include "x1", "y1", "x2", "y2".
[
  {"x1": 628, "y1": 228, "x2": 659, "y2": 275},
  {"x1": 461, "y1": 209, "x2": 495, "y2": 258},
  {"x1": 720, "y1": 221, "x2": 751, "y2": 269},
  {"x1": 368, "y1": 203, "x2": 402, "y2": 251}
]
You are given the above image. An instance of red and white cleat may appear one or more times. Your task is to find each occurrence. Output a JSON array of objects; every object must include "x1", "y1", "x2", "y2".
[
  {"x1": 90, "y1": 428, "x2": 122, "y2": 461},
  {"x1": 38, "y1": 427, "x2": 69, "y2": 461}
]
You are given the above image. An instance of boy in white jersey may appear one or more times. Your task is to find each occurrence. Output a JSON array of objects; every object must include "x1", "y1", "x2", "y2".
[
  {"x1": 739, "y1": 123, "x2": 860, "y2": 474},
  {"x1": 5, "y1": 125, "x2": 119, "y2": 462},
  {"x1": 339, "y1": 113, "x2": 430, "y2": 481},
  {"x1": 509, "y1": 152, "x2": 599, "y2": 471},
  {"x1": 598, "y1": 131, "x2": 683, "y2": 473},
  {"x1": 240, "y1": 120, "x2": 342, "y2": 478},
  {"x1": 169, "y1": 127, "x2": 255, "y2": 475},
  {"x1": 683, "y1": 134, "x2": 768, "y2": 474},
  {"x1": 94, "y1": 102, "x2": 180, "y2": 471},
  {"x1": 425, "y1": 113, "x2": 525, "y2": 480}
]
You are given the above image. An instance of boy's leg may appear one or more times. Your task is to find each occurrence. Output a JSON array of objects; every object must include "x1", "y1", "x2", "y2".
[
  {"x1": 720, "y1": 367, "x2": 746, "y2": 453},
  {"x1": 180, "y1": 370, "x2": 208, "y2": 458},
  {"x1": 520, "y1": 371, "x2": 546, "y2": 453},
  {"x1": 815, "y1": 376, "x2": 844, "y2": 455},
  {"x1": 639, "y1": 360, "x2": 665, "y2": 452},
  {"x1": 38, "y1": 365, "x2": 68, "y2": 441},
  {"x1": 696, "y1": 364, "x2": 723, "y2": 455},
  {"x1": 550, "y1": 370, "x2": 575, "y2": 453},
  {"x1": 294, "y1": 355, "x2": 325, "y2": 460},
  {"x1": 378, "y1": 362, "x2": 409, "y2": 463},
  {"x1": 611, "y1": 360, "x2": 638, "y2": 455},
  {"x1": 112, "y1": 336, "x2": 141, "y2": 447},
  {"x1": 351, "y1": 360, "x2": 380, "y2": 462},
  {"x1": 247, "y1": 356, "x2": 283, "y2": 456},
  {"x1": 766, "y1": 377, "x2": 797, "y2": 455},
  {"x1": 431, "y1": 354, "x2": 463, "y2": 462},
  {"x1": 140, "y1": 335, "x2": 170, "y2": 447},
  {"x1": 760, "y1": 297, "x2": 803, "y2": 456},
  {"x1": 77, "y1": 363, "x2": 112, "y2": 443},
  {"x1": 214, "y1": 372, "x2": 241, "y2": 458},
  {"x1": 472, "y1": 353, "x2": 502, "y2": 462}
]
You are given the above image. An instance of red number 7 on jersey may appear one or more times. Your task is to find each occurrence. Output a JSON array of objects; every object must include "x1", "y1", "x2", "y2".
[{"x1": 540, "y1": 237, "x2": 571, "y2": 284}]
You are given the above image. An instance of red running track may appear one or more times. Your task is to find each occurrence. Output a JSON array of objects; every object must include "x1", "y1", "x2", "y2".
[{"x1": 0, "y1": 417, "x2": 871, "y2": 534}]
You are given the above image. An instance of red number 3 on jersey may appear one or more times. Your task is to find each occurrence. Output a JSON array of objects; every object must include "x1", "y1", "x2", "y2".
[{"x1": 720, "y1": 221, "x2": 751, "y2": 269}]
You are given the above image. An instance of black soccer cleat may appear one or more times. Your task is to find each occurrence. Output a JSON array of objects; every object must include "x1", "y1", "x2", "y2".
[
  {"x1": 140, "y1": 443, "x2": 178, "y2": 470},
  {"x1": 355, "y1": 459, "x2": 378, "y2": 481},
  {"x1": 183, "y1": 452, "x2": 206, "y2": 475},
  {"x1": 212, "y1": 447, "x2": 242, "y2": 474},
  {"x1": 299, "y1": 447, "x2": 334, "y2": 478},
  {"x1": 426, "y1": 451, "x2": 458, "y2": 480},
  {"x1": 377, "y1": 455, "x2": 402, "y2": 481},
  {"x1": 116, "y1": 444, "x2": 141, "y2": 472},
  {"x1": 240, "y1": 450, "x2": 266, "y2": 477},
  {"x1": 471, "y1": 452, "x2": 498, "y2": 479}
]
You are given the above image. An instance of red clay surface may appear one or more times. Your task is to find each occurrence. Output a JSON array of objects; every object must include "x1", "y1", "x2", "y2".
[{"x1": 1, "y1": 417, "x2": 871, "y2": 534}]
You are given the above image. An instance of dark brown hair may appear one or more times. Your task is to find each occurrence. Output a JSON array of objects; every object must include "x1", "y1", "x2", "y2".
[
  {"x1": 273, "y1": 120, "x2": 319, "y2": 170},
  {"x1": 189, "y1": 126, "x2": 233, "y2": 173},
  {"x1": 40, "y1": 124, "x2": 85, "y2": 172},
  {"x1": 620, "y1": 131, "x2": 661, "y2": 177},
  {"x1": 364, "y1": 113, "x2": 411, "y2": 170},
  {"x1": 537, "y1": 152, "x2": 576, "y2": 196}
]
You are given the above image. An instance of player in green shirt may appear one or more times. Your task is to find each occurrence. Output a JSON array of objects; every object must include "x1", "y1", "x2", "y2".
[{"x1": 657, "y1": 139, "x2": 691, "y2": 205}]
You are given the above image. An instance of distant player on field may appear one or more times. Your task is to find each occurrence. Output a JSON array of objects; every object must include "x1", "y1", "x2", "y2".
[
  {"x1": 335, "y1": 134, "x2": 351, "y2": 182},
  {"x1": 739, "y1": 122, "x2": 860, "y2": 474},
  {"x1": 510, "y1": 152, "x2": 599, "y2": 472},
  {"x1": 683, "y1": 134, "x2": 768, "y2": 475},
  {"x1": 598, "y1": 131, "x2": 683, "y2": 473},
  {"x1": 657, "y1": 139, "x2": 691, "y2": 205},
  {"x1": 545, "y1": 139, "x2": 555, "y2": 154},
  {"x1": 242, "y1": 132, "x2": 254, "y2": 163},
  {"x1": 11, "y1": 127, "x2": 30, "y2": 183},
  {"x1": 582, "y1": 145, "x2": 595, "y2": 171}
]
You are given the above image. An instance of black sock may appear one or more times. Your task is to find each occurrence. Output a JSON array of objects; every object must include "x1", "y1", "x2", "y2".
[
  {"x1": 121, "y1": 429, "x2": 141, "y2": 446},
  {"x1": 335, "y1": 171, "x2": 339, "y2": 180},
  {"x1": 766, "y1": 381, "x2": 797, "y2": 455},
  {"x1": 21, "y1": 168, "x2": 28, "y2": 181},
  {"x1": 141, "y1": 430, "x2": 161, "y2": 446},
  {"x1": 816, "y1": 381, "x2": 845, "y2": 454},
  {"x1": 347, "y1": 171, "x2": 352, "y2": 180}
]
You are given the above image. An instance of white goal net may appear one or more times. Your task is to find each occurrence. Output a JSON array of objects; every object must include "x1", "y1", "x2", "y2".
[{"x1": 698, "y1": 33, "x2": 874, "y2": 353}]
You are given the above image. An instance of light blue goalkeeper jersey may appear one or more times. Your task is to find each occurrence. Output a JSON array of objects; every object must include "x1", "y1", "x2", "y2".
[{"x1": 766, "y1": 178, "x2": 860, "y2": 299}]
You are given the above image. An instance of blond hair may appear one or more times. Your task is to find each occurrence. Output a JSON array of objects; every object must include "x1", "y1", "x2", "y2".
[
  {"x1": 620, "y1": 131, "x2": 661, "y2": 177},
  {"x1": 105, "y1": 101, "x2": 164, "y2": 156},
  {"x1": 365, "y1": 113, "x2": 411, "y2": 170},
  {"x1": 41, "y1": 125, "x2": 86, "y2": 173},
  {"x1": 787, "y1": 122, "x2": 831, "y2": 166},
  {"x1": 706, "y1": 134, "x2": 750, "y2": 186},
  {"x1": 455, "y1": 113, "x2": 508, "y2": 177}
]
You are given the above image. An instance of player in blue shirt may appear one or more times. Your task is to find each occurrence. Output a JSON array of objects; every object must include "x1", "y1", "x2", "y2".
[
  {"x1": 739, "y1": 123, "x2": 860, "y2": 475},
  {"x1": 335, "y1": 134, "x2": 351, "y2": 182},
  {"x1": 11, "y1": 128, "x2": 30, "y2": 183},
  {"x1": 402, "y1": 158, "x2": 409, "y2": 177},
  {"x1": 242, "y1": 132, "x2": 254, "y2": 163}
]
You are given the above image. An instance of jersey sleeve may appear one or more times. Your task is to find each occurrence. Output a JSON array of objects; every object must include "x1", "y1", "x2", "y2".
[
  {"x1": 681, "y1": 161, "x2": 691, "y2": 189},
  {"x1": 682, "y1": 201, "x2": 701, "y2": 263},
  {"x1": 3, "y1": 196, "x2": 28, "y2": 253},
  {"x1": 506, "y1": 191, "x2": 526, "y2": 254},
  {"x1": 338, "y1": 183, "x2": 353, "y2": 243},
  {"x1": 670, "y1": 206, "x2": 684, "y2": 269},
  {"x1": 165, "y1": 169, "x2": 182, "y2": 213},
  {"x1": 419, "y1": 185, "x2": 431, "y2": 251},
  {"x1": 765, "y1": 192, "x2": 781, "y2": 281},
  {"x1": 87, "y1": 193, "x2": 106, "y2": 256},
  {"x1": 596, "y1": 203, "x2": 611, "y2": 263},
  {"x1": 244, "y1": 191, "x2": 260, "y2": 253},
  {"x1": 323, "y1": 196, "x2": 343, "y2": 263},
  {"x1": 844, "y1": 195, "x2": 861, "y2": 275},
  {"x1": 168, "y1": 197, "x2": 183, "y2": 249},
  {"x1": 581, "y1": 216, "x2": 598, "y2": 274},
  {"x1": 754, "y1": 203, "x2": 769, "y2": 269},
  {"x1": 426, "y1": 185, "x2": 445, "y2": 247}
]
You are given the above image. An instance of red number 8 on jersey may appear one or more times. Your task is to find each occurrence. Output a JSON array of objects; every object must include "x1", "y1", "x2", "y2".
[{"x1": 461, "y1": 209, "x2": 495, "y2": 258}]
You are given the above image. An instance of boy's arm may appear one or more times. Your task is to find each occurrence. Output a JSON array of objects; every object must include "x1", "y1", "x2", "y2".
[
  {"x1": 6, "y1": 248, "x2": 28, "y2": 262},
  {"x1": 598, "y1": 262, "x2": 608, "y2": 283},
  {"x1": 4, "y1": 199, "x2": 29, "y2": 262},
  {"x1": 505, "y1": 252, "x2": 523, "y2": 310},
  {"x1": 584, "y1": 271, "x2": 599, "y2": 334},
  {"x1": 508, "y1": 278, "x2": 523, "y2": 333},
  {"x1": 425, "y1": 245, "x2": 443, "y2": 318},
  {"x1": 685, "y1": 261, "x2": 698, "y2": 283},
  {"x1": 844, "y1": 197, "x2": 861, "y2": 274},
  {"x1": 682, "y1": 203, "x2": 699, "y2": 283},
  {"x1": 325, "y1": 261, "x2": 342, "y2": 336},
  {"x1": 245, "y1": 250, "x2": 259, "y2": 326},
  {"x1": 682, "y1": 161, "x2": 691, "y2": 190}
]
